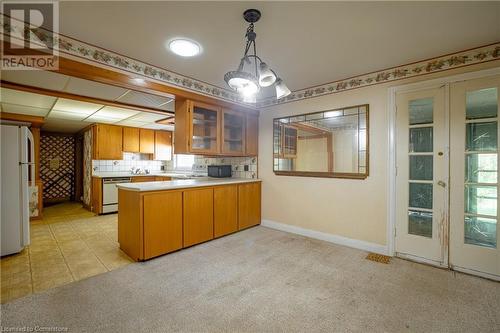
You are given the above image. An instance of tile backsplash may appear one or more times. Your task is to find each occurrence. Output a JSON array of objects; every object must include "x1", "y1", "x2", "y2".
[
  {"x1": 189, "y1": 156, "x2": 258, "y2": 179},
  {"x1": 92, "y1": 152, "x2": 258, "y2": 178}
]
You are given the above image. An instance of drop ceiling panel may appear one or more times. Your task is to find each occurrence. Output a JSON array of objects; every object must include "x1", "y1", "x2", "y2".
[
  {"x1": 52, "y1": 98, "x2": 103, "y2": 115},
  {"x1": 1, "y1": 103, "x2": 51, "y2": 116},
  {"x1": 129, "y1": 112, "x2": 170, "y2": 122},
  {"x1": 47, "y1": 110, "x2": 89, "y2": 121},
  {"x1": 94, "y1": 106, "x2": 140, "y2": 120},
  {"x1": 64, "y1": 77, "x2": 129, "y2": 101},
  {"x1": 42, "y1": 118, "x2": 88, "y2": 133},
  {"x1": 1, "y1": 70, "x2": 69, "y2": 91},
  {"x1": 141, "y1": 123, "x2": 174, "y2": 131},
  {"x1": 1, "y1": 88, "x2": 56, "y2": 108},
  {"x1": 117, "y1": 90, "x2": 173, "y2": 109},
  {"x1": 84, "y1": 115, "x2": 118, "y2": 124},
  {"x1": 116, "y1": 119, "x2": 148, "y2": 127}
]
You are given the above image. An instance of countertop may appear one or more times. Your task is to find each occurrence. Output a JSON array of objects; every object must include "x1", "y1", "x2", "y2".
[
  {"x1": 92, "y1": 172, "x2": 205, "y2": 179},
  {"x1": 116, "y1": 178, "x2": 261, "y2": 192}
]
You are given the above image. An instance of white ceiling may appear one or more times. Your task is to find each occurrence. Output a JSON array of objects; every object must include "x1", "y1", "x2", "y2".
[
  {"x1": 58, "y1": 2, "x2": 500, "y2": 99},
  {"x1": 0, "y1": 87, "x2": 175, "y2": 133}
]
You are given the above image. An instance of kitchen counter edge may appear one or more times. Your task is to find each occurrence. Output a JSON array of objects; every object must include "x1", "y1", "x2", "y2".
[{"x1": 116, "y1": 178, "x2": 261, "y2": 192}]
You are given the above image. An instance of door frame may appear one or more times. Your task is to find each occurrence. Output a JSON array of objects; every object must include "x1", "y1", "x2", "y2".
[{"x1": 387, "y1": 67, "x2": 500, "y2": 264}]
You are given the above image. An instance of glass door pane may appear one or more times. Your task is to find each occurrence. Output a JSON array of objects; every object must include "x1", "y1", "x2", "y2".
[
  {"x1": 223, "y1": 111, "x2": 245, "y2": 154},
  {"x1": 191, "y1": 105, "x2": 218, "y2": 152},
  {"x1": 464, "y1": 87, "x2": 498, "y2": 249},
  {"x1": 408, "y1": 97, "x2": 434, "y2": 238}
]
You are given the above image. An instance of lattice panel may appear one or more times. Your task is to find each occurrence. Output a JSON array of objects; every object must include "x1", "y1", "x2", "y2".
[{"x1": 40, "y1": 134, "x2": 75, "y2": 201}]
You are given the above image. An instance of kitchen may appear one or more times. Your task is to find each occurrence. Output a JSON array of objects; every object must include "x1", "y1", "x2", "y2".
[{"x1": 1, "y1": 2, "x2": 500, "y2": 332}]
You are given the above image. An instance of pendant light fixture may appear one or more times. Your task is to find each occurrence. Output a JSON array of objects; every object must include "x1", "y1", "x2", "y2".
[{"x1": 224, "y1": 9, "x2": 291, "y2": 101}]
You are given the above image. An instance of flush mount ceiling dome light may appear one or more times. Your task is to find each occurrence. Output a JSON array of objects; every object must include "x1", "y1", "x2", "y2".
[
  {"x1": 224, "y1": 9, "x2": 291, "y2": 101},
  {"x1": 168, "y1": 38, "x2": 201, "y2": 57}
]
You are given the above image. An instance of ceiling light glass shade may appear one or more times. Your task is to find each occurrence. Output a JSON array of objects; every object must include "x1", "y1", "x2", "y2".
[
  {"x1": 258, "y1": 62, "x2": 276, "y2": 87},
  {"x1": 275, "y1": 79, "x2": 291, "y2": 99},
  {"x1": 168, "y1": 39, "x2": 201, "y2": 57},
  {"x1": 224, "y1": 71, "x2": 260, "y2": 96}
]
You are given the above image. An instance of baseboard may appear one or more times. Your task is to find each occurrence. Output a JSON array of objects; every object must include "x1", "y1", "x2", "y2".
[{"x1": 261, "y1": 219, "x2": 388, "y2": 255}]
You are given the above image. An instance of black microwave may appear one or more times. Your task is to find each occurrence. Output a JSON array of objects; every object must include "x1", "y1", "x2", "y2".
[{"x1": 208, "y1": 165, "x2": 232, "y2": 178}]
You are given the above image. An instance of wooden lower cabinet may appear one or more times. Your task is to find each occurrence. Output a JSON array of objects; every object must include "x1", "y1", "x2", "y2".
[
  {"x1": 238, "y1": 182, "x2": 261, "y2": 230},
  {"x1": 91, "y1": 177, "x2": 102, "y2": 214},
  {"x1": 183, "y1": 188, "x2": 214, "y2": 247},
  {"x1": 132, "y1": 176, "x2": 157, "y2": 182},
  {"x1": 214, "y1": 185, "x2": 238, "y2": 238},
  {"x1": 117, "y1": 181, "x2": 261, "y2": 261},
  {"x1": 143, "y1": 192, "x2": 183, "y2": 259}
]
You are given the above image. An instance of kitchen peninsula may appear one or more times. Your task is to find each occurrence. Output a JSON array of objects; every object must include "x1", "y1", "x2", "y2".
[{"x1": 117, "y1": 178, "x2": 261, "y2": 261}]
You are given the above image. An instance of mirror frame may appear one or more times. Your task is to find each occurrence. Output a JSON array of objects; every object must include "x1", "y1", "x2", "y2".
[{"x1": 273, "y1": 104, "x2": 369, "y2": 179}]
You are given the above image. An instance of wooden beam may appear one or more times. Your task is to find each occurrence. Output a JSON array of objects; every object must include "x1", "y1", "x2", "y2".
[
  {"x1": 0, "y1": 112, "x2": 45, "y2": 127},
  {"x1": 1, "y1": 81, "x2": 174, "y2": 116}
]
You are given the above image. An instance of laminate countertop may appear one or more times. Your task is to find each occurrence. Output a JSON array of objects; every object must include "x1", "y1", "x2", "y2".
[{"x1": 116, "y1": 178, "x2": 261, "y2": 192}]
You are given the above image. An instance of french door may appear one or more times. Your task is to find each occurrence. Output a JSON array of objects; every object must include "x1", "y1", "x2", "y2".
[
  {"x1": 395, "y1": 74, "x2": 500, "y2": 280},
  {"x1": 449, "y1": 76, "x2": 500, "y2": 279},
  {"x1": 395, "y1": 87, "x2": 448, "y2": 266}
]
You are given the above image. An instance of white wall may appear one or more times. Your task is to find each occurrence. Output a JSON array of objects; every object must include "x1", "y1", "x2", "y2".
[{"x1": 258, "y1": 61, "x2": 500, "y2": 249}]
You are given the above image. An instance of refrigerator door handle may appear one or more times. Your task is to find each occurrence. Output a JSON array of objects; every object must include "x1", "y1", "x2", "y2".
[{"x1": 26, "y1": 129, "x2": 36, "y2": 186}]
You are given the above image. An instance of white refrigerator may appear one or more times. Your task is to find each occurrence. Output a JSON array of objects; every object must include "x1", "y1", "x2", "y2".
[{"x1": 1, "y1": 125, "x2": 35, "y2": 256}]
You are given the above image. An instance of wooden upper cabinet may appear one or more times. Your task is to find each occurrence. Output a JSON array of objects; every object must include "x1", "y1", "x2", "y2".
[
  {"x1": 246, "y1": 114, "x2": 258, "y2": 156},
  {"x1": 123, "y1": 127, "x2": 140, "y2": 153},
  {"x1": 221, "y1": 109, "x2": 245, "y2": 156},
  {"x1": 139, "y1": 129, "x2": 155, "y2": 154},
  {"x1": 154, "y1": 130, "x2": 172, "y2": 161},
  {"x1": 175, "y1": 99, "x2": 221, "y2": 155},
  {"x1": 92, "y1": 124, "x2": 123, "y2": 160},
  {"x1": 174, "y1": 98, "x2": 258, "y2": 156}
]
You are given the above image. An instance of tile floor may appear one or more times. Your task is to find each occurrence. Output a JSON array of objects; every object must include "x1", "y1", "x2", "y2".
[{"x1": 1, "y1": 202, "x2": 133, "y2": 304}]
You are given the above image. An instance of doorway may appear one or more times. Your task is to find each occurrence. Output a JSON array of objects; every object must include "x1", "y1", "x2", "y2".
[{"x1": 393, "y1": 73, "x2": 500, "y2": 280}]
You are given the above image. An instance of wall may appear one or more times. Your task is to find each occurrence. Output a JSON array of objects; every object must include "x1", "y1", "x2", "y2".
[
  {"x1": 259, "y1": 61, "x2": 500, "y2": 250},
  {"x1": 40, "y1": 133, "x2": 75, "y2": 202}
]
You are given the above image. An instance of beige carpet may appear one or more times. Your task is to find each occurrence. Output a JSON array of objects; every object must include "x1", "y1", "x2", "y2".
[{"x1": 1, "y1": 226, "x2": 499, "y2": 332}]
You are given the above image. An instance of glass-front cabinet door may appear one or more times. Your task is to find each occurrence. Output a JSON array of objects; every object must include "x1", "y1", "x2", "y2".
[
  {"x1": 221, "y1": 109, "x2": 245, "y2": 155},
  {"x1": 189, "y1": 101, "x2": 220, "y2": 154}
]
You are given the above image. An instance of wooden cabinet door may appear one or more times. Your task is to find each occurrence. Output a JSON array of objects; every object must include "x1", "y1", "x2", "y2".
[
  {"x1": 221, "y1": 109, "x2": 245, "y2": 155},
  {"x1": 183, "y1": 188, "x2": 214, "y2": 247},
  {"x1": 246, "y1": 115, "x2": 258, "y2": 156},
  {"x1": 143, "y1": 191, "x2": 183, "y2": 259},
  {"x1": 155, "y1": 176, "x2": 172, "y2": 181},
  {"x1": 123, "y1": 127, "x2": 140, "y2": 152},
  {"x1": 91, "y1": 177, "x2": 102, "y2": 214},
  {"x1": 238, "y1": 182, "x2": 261, "y2": 230},
  {"x1": 189, "y1": 101, "x2": 221, "y2": 155},
  {"x1": 139, "y1": 129, "x2": 155, "y2": 154},
  {"x1": 214, "y1": 185, "x2": 238, "y2": 237},
  {"x1": 154, "y1": 130, "x2": 172, "y2": 160},
  {"x1": 131, "y1": 176, "x2": 156, "y2": 182},
  {"x1": 94, "y1": 124, "x2": 123, "y2": 160}
]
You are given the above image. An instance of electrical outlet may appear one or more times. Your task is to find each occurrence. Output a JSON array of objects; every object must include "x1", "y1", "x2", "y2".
[{"x1": 244, "y1": 165, "x2": 249, "y2": 171}]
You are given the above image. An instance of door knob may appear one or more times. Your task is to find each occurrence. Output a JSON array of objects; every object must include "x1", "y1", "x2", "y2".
[{"x1": 437, "y1": 180, "x2": 446, "y2": 188}]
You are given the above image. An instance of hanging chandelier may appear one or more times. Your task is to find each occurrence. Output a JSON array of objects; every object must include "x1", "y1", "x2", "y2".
[{"x1": 224, "y1": 9, "x2": 291, "y2": 102}]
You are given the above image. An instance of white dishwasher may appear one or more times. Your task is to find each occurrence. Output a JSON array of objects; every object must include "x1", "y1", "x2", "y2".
[{"x1": 102, "y1": 177, "x2": 131, "y2": 213}]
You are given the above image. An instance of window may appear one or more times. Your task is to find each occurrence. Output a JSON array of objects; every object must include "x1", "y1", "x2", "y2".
[{"x1": 174, "y1": 154, "x2": 195, "y2": 171}]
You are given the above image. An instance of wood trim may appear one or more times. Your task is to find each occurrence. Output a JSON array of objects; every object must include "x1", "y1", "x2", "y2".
[
  {"x1": 1, "y1": 81, "x2": 174, "y2": 116},
  {"x1": 50, "y1": 57, "x2": 258, "y2": 115},
  {"x1": 0, "y1": 112, "x2": 45, "y2": 127},
  {"x1": 274, "y1": 171, "x2": 367, "y2": 179}
]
